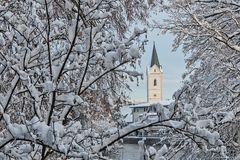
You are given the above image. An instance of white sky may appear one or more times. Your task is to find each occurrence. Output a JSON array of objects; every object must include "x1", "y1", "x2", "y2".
[{"x1": 128, "y1": 28, "x2": 185, "y2": 102}]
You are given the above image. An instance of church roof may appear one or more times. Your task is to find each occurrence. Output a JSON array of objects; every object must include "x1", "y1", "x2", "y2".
[{"x1": 150, "y1": 43, "x2": 160, "y2": 68}]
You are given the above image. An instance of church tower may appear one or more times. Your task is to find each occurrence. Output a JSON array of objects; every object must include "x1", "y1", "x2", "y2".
[{"x1": 147, "y1": 43, "x2": 163, "y2": 102}]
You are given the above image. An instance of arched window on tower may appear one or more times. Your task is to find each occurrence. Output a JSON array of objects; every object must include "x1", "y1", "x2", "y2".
[{"x1": 154, "y1": 79, "x2": 157, "y2": 86}]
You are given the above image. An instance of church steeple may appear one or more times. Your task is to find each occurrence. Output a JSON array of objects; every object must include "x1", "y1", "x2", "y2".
[
  {"x1": 150, "y1": 43, "x2": 160, "y2": 68},
  {"x1": 147, "y1": 42, "x2": 163, "y2": 102}
]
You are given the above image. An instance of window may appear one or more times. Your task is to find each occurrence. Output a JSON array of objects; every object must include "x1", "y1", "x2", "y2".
[
  {"x1": 154, "y1": 69, "x2": 156, "y2": 72},
  {"x1": 154, "y1": 94, "x2": 157, "y2": 97},
  {"x1": 154, "y1": 79, "x2": 157, "y2": 86}
]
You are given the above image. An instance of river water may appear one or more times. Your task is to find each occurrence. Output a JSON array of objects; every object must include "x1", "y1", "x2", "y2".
[
  {"x1": 108, "y1": 143, "x2": 140, "y2": 160},
  {"x1": 119, "y1": 144, "x2": 140, "y2": 160}
]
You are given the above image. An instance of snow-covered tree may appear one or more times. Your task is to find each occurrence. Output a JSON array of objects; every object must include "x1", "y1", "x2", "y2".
[
  {"x1": 0, "y1": 0, "x2": 228, "y2": 159},
  {"x1": 157, "y1": 0, "x2": 240, "y2": 158}
]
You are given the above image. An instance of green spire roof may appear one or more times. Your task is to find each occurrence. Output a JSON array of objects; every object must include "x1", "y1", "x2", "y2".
[{"x1": 150, "y1": 43, "x2": 160, "y2": 68}]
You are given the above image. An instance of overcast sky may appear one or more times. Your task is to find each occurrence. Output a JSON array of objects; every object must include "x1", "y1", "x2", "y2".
[{"x1": 128, "y1": 28, "x2": 186, "y2": 102}]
